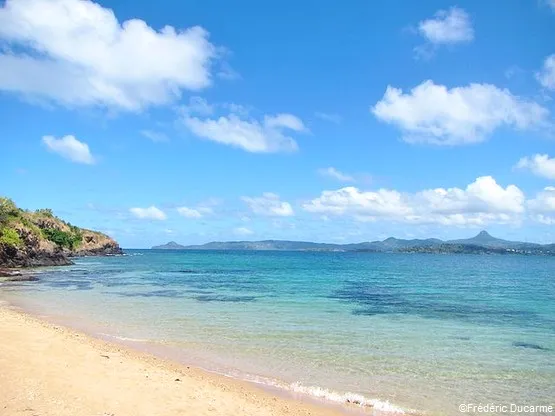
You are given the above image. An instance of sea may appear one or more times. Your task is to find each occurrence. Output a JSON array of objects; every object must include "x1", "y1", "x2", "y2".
[{"x1": 1, "y1": 250, "x2": 554, "y2": 415}]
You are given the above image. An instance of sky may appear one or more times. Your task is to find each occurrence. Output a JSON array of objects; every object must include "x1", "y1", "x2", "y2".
[{"x1": 1, "y1": 0, "x2": 555, "y2": 248}]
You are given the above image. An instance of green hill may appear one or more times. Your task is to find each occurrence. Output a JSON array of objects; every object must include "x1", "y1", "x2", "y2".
[{"x1": 0, "y1": 197, "x2": 122, "y2": 268}]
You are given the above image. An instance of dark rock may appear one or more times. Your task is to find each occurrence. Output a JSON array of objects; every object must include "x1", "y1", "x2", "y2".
[
  {"x1": 0, "y1": 268, "x2": 21, "y2": 278},
  {"x1": 3, "y1": 274, "x2": 39, "y2": 282},
  {"x1": 512, "y1": 341, "x2": 550, "y2": 351}
]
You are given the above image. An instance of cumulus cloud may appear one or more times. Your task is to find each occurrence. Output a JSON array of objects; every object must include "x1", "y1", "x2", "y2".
[
  {"x1": 182, "y1": 101, "x2": 306, "y2": 152},
  {"x1": 0, "y1": 0, "x2": 220, "y2": 111},
  {"x1": 176, "y1": 207, "x2": 202, "y2": 218},
  {"x1": 528, "y1": 187, "x2": 555, "y2": 225},
  {"x1": 129, "y1": 206, "x2": 167, "y2": 220},
  {"x1": 515, "y1": 154, "x2": 555, "y2": 180},
  {"x1": 418, "y1": 7, "x2": 474, "y2": 44},
  {"x1": 372, "y1": 80, "x2": 549, "y2": 145},
  {"x1": 140, "y1": 130, "x2": 168, "y2": 143},
  {"x1": 176, "y1": 206, "x2": 213, "y2": 218},
  {"x1": 318, "y1": 167, "x2": 355, "y2": 182},
  {"x1": 182, "y1": 96, "x2": 214, "y2": 116},
  {"x1": 42, "y1": 135, "x2": 95, "y2": 164},
  {"x1": 303, "y1": 176, "x2": 525, "y2": 226},
  {"x1": 536, "y1": 54, "x2": 555, "y2": 90},
  {"x1": 314, "y1": 112, "x2": 342, "y2": 124},
  {"x1": 242, "y1": 193, "x2": 294, "y2": 217},
  {"x1": 528, "y1": 187, "x2": 555, "y2": 213},
  {"x1": 234, "y1": 227, "x2": 254, "y2": 236}
]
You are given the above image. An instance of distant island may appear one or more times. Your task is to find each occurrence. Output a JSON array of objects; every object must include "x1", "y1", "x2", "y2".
[
  {"x1": 0, "y1": 197, "x2": 122, "y2": 269},
  {"x1": 152, "y1": 231, "x2": 555, "y2": 255},
  {"x1": 151, "y1": 241, "x2": 187, "y2": 250}
]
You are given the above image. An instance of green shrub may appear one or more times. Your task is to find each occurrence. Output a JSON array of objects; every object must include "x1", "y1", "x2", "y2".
[
  {"x1": 0, "y1": 227, "x2": 22, "y2": 247},
  {"x1": 0, "y1": 197, "x2": 20, "y2": 224},
  {"x1": 35, "y1": 208, "x2": 54, "y2": 217},
  {"x1": 19, "y1": 216, "x2": 42, "y2": 236},
  {"x1": 42, "y1": 228, "x2": 82, "y2": 250}
]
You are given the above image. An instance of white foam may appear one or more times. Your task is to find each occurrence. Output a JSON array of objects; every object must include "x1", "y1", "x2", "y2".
[
  {"x1": 99, "y1": 333, "x2": 151, "y2": 343},
  {"x1": 225, "y1": 373, "x2": 412, "y2": 415},
  {"x1": 288, "y1": 382, "x2": 409, "y2": 414}
]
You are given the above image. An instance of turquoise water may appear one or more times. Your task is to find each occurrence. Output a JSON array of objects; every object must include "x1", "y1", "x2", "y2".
[{"x1": 2, "y1": 250, "x2": 555, "y2": 415}]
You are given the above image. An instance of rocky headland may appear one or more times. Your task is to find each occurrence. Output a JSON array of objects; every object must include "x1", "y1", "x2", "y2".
[{"x1": 0, "y1": 197, "x2": 122, "y2": 269}]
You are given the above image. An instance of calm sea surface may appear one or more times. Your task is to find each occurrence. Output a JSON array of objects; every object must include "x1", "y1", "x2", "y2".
[{"x1": 1, "y1": 250, "x2": 554, "y2": 415}]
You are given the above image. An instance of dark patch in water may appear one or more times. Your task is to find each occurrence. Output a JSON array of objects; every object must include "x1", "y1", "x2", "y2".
[
  {"x1": 329, "y1": 281, "x2": 542, "y2": 327},
  {"x1": 193, "y1": 294, "x2": 257, "y2": 303},
  {"x1": 177, "y1": 268, "x2": 252, "y2": 275},
  {"x1": 44, "y1": 280, "x2": 93, "y2": 291},
  {"x1": 352, "y1": 309, "x2": 378, "y2": 316},
  {"x1": 183, "y1": 289, "x2": 214, "y2": 294},
  {"x1": 99, "y1": 281, "x2": 133, "y2": 288},
  {"x1": 452, "y1": 336, "x2": 471, "y2": 341},
  {"x1": 512, "y1": 342, "x2": 550, "y2": 351},
  {"x1": 112, "y1": 289, "x2": 184, "y2": 298}
]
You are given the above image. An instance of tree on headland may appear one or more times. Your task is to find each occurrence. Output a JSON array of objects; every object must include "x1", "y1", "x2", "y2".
[{"x1": 0, "y1": 197, "x2": 19, "y2": 224}]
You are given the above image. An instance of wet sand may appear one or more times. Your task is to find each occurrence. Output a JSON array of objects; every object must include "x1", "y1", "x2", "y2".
[{"x1": 0, "y1": 305, "x2": 348, "y2": 416}]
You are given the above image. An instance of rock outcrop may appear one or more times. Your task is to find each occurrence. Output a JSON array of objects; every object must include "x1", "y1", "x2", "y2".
[{"x1": 0, "y1": 198, "x2": 123, "y2": 268}]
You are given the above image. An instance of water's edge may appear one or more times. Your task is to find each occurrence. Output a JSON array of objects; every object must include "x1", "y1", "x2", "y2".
[{"x1": 0, "y1": 297, "x2": 416, "y2": 416}]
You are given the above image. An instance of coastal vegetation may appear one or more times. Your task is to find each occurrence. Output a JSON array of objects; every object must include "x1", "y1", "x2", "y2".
[{"x1": 0, "y1": 197, "x2": 122, "y2": 268}]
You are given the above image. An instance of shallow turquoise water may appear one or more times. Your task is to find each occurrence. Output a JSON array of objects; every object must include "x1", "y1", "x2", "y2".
[{"x1": 2, "y1": 250, "x2": 555, "y2": 415}]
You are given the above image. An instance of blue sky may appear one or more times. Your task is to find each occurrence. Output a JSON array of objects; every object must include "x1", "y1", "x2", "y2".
[{"x1": 1, "y1": 0, "x2": 555, "y2": 248}]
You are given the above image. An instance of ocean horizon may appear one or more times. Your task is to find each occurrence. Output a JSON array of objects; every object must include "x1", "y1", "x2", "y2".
[{"x1": 2, "y1": 250, "x2": 554, "y2": 415}]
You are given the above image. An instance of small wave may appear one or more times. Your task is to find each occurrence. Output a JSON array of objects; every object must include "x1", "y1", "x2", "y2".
[
  {"x1": 233, "y1": 374, "x2": 412, "y2": 415},
  {"x1": 99, "y1": 333, "x2": 151, "y2": 343},
  {"x1": 288, "y1": 382, "x2": 409, "y2": 414}
]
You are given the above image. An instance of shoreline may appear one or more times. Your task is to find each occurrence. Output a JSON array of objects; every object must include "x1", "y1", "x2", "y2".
[{"x1": 0, "y1": 304, "x2": 389, "y2": 416}]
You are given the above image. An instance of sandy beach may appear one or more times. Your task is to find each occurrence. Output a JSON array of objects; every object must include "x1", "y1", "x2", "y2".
[{"x1": 0, "y1": 305, "x2": 347, "y2": 416}]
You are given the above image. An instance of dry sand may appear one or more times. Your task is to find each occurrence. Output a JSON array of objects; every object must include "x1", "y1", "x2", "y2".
[{"x1": 0, "y1": 306, "x2": 348, "y2": 416}]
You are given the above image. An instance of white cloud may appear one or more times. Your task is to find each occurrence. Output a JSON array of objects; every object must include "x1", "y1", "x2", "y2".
[
  {"x1": 528, "y1": 186, "x2": 555, "y2": 225},
  {"x1": 418, "y1": 7, "x2": 474, "y2": 44},
  {"x1": 140, "y1": 130, "x2": 168, "y2": 143},
  {"x1": 314, "y1": 112, "x2": 342, "y2": 124},
  {"x1": 318, "y1": 167, "x2": 355, "y2": 182},
  {"x1": 176, "y1": 206, "x2": 212, "y2": 218},
  {"x1": 176, "y1": 207, "x2": 203, "y2": 218},
  {"x1": 303, "y1": 176, "x2": 525, "y2": 226},
  {"x1": 536, "y1": 54, "x2": 555, "y2": 90},
  {"x1": 198, "y1": 207, "x2": 214, "y2": 215},
  {"x1": 264, "y1": 113, "x2": 306, "y2": 131},
  {"x1": 372, "y1": 80, "x2": 549, "y2": 145},
  {"x1": 182, "y1": 96, "x2": 214, "y2": 116},
  {"x1": 0, "y1": 0, "x2": 220, "y2": 111},
  {"x1": 42, "y1": 135, "x2": 95, "y2": 164},
  {"x1": 182, "y1": 108, "x2": 306, "y2": 153},
  {"x1": 234, "y1": 227, "x2": 254, "y2": 236},
  {"x1": 533, "y1": 215, "x2": 555, "y2": 225},
  {"x1": 516, "y1": 154, "x2": 555, "y2": 180},
  {"x1": 242, "y1": 193, "x2": 294, "y2": 217},
  {"x1": 528, "y1": 186, "x2": 555, "y2": 214},
  {"x1": 129, "y1": 206, "x2": 167, "y2": 220},
  {"x1": 223, "y1": 102, "x2": 250, "y2": 116}
]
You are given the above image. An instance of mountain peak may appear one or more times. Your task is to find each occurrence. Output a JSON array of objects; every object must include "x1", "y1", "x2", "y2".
[
  {"x1": 477, "y1": 230, "x2": 491, "y2": 238},
  {"x1": 151, "y1": 241, "x2": 186, "y2": 249}
]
